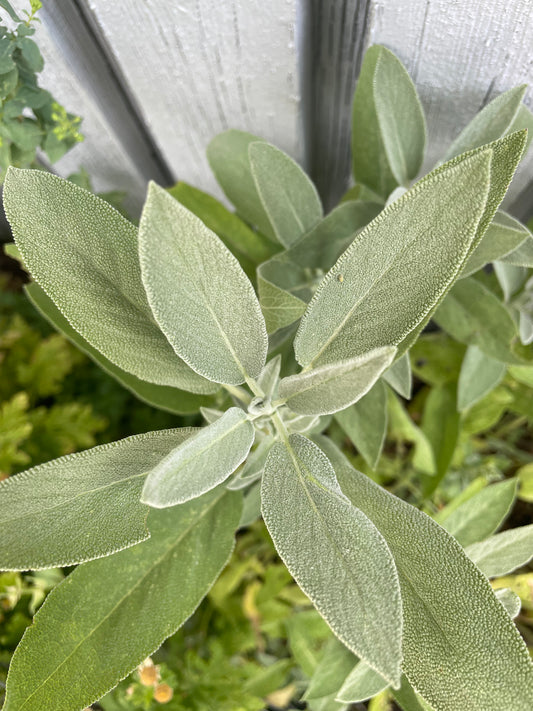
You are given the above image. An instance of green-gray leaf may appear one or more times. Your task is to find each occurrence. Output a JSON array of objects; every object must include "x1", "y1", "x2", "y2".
[
  {"x1": 295, "y1": 150, "x2": 492, "y2": 368},
  {"x1": 278, "y1": 346, "x2": 395, "y2": 416},
  {"x1": 443, "y1": 85, "x2": 526, "y2": 161},
  {"x1": 465, "y1": 525, "x2": 533, "y2": 577},
  {"x1": 304, "y1": 637, "x2": 356, "y2": 702},
  {"x1": 206, "y1": 129, "x2": 274, "y2": 239},
  {"x1": 462, "y1": 211, "x2": 531, "y2": 277},
  {"x1": 372, "y1": 46, "x2": 427, "y2": 186},
  {"x1": 352, "y1": 45, "x2": 426, "y2": 196},
  {"x1": 382, "y1": 352, "x2": 412, "y2": 399},
  {"x1": 457, "y1": 345, "x2": 506, "y2": 411},
  {"x1": 496, "y1": 588, "x2": 522, "y2": 619},
  {"x1": 261, "y1": 435, "x2": 403, "y2": 686},
  {"x1": 318, "y1": 436, "x2": 533, "y2": 711},
  {"x1": 3, "y1": 487, "x2": 241, "y2": 711},
  {"x1": 336, "y1": 661, "x2": 388, "y2": 703},
  {"x1": 249, "y1": 142, "x2": 322, "y2": 247},
  {"x1": 3, "y1": 168, "x2": 213, "y2": 393},
  {"x1": 335, "y1": 380, "x2": 388, "y2": 469},
  {"x1": 25, "y1": 282, "x2": 216, "y2": 415},
  {"x1": 138, "y1": 182, "x2": 267, "y2": 385},
  {"x1": 438, "y1": 479, "x2": 517, "y2": 546},
  {"x1": 0, "y1": 428, "x2": 195, "y2": 571},
  {"x1": 141, "y1": 407, "x2": 254, "y2": 507},
  {"x1": 434, "y1": 277, "x2": 522, "y2": 364}
]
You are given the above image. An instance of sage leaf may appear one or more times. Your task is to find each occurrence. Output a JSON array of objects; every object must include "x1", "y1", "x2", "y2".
[
  {"x1": 336, "y1": 661, "x2": 388, "y2": 703},
  {"x1": 335, "y1": 380, "x2": 388, "y2": 469},
  {"x1": 509, "y1": 103, "x2": 533, "y2": 152},
  {"x1": 439, "y1": 479, "x2": 517, "y2": 546},
  {"x1": 434, "y1": 277, "x2": 522, "y2": 364},
  {"x1": 142, "y1": 407, "x2": 254, "y2": 508},
  {"x1": 420, "y1": 384, "x2": 460, "y2": 494},
  {"x1": 494, "y1": 261, "x2": 528, "y2": 301},
  {"x1": 278, "y1": 346, "x2": 396, "y2": 416},
  {"x1": 392, "y1": 677, "x2": 434, "y2": 711},
  {"x1": 462, "y1": 211, "x2": 530, "y2": 277},
  {"x1": 238, "y1": 481, "x2": 262, "y2": 529},
  {"x1": 318, "y1": 436, "x2": 533, "y2": 711},
  {"x1": 443, "y1": 85, "x2": 526, "y2": 161},
  {"x1": 388, "y1": 389, "x2": 436, "y2": 475},
  {"x1": 168, "y1": 181, "x2": 277, "y2": 279},
  {"x1": 352, "y1": 45, "x2": 426, "y2": 196},
  {"x1": 138, "y1": 182, "x2": 268, "y2": 385},
  {"x1": 3, "y1": 488, "x2": 241, "y2": 711},
  {"x1": 3, "y1": 168, "x2": 213, "y2": 393},
  {"x1": 500, "y1": 234, "x2": 533, "y2": 267},
  {"x1": 382, "y1": 352, "x2": 412, "y2": 399},
  {"x1": 304, "y1": 637, "x2": 356, "y2": 702},
  {"x1": 295, "y1": 150, "x2": 492, "y2": 368},
  {"x1": 465, "y1": 525, "x2": 533, "y2": 577},
  {"x1": 457, "y1": 345, "x2": 506, "y2": 411},
  {"x1": 206, "y1": 129, "x2": 274, "y2": 239},
  {"x1": 249, "y1": 141, "x2": 323, "y2": 247},
  {"x1": 227, "y1": 435, "x2": 275, "y2": 491},
  {"x1": 496, "y1": 588, "x2": 521, "y2": 619},
  {"x1": 0, "y1": 428, "x2": 195, "y2": 571},
  {"x1": 261, "y1": 435, "x2": 403, "y2": 686},
  {"x1": 257, "y1": 201, "x2": 381, "y2": 333},
  {"x1": 257, "y1": 355, "x2": 282, "y2": 397},
  {"x1": 25, "y1": 282, "x2": 217, "y2": 415}
]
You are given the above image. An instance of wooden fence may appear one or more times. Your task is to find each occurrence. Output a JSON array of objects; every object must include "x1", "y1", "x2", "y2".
[{"x1": 17, "y1": 0, "x2": 533, "y2": 218}]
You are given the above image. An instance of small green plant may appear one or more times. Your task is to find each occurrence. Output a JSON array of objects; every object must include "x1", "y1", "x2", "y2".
[
  {"x1": 0, "y1": 0, "x2": 83, "y2": 181},
  {"x1": 1, "y1": 44, "x2": 533, "y2": 711}
]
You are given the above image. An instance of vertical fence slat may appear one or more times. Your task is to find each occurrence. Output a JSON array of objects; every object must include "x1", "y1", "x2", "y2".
[
  {"x1": 83, "y1": 0, "x2": 305, "y2": 201},
  {"x1": 366, "y1": 0, "x2": 533, "y2": 216}
]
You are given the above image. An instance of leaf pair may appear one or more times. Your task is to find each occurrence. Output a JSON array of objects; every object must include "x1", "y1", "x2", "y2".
[{"x1": 262, "y1": 435, "x2": 533, "y2": 710}]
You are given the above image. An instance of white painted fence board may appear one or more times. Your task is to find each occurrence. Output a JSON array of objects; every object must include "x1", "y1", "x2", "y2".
[
  {"x1": 366, "y1": 0, "x2": 533, "y2": 214},
  {"x1": 83, "y1": 0, "x2": 304, "y2": 201}
]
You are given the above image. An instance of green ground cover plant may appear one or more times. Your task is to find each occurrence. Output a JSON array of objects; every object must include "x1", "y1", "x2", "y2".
[
  {"x1": 1, "y1": 43, "x2": 533, "y2": 710},
  {"x1": 0, "y1": 1, "x2": 83, "y2": 181}
]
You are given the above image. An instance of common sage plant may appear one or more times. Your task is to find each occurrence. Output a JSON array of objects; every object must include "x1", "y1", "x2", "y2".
[{"x1": 1, "y1": 45, "x2": 533, "y2": 711}]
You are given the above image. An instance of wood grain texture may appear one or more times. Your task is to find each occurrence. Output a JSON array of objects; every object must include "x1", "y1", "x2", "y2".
[
  {"x1": 12, "y1": 0, "x2": 169, "y2": 214},
  {"x1": 83, "y1": 0, "x2": 305, "y2": 201},
  {"x1": 365, "y1": 0, "x2": 533, "y2": 217}
]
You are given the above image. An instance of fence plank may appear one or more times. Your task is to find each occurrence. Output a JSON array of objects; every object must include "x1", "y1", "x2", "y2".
[
  {"x1": 83, "y1": 0, "x2": 305, "y2": 201},
  {"x1": 365, "y1": 0, "x2": 533, "y2": 216}
]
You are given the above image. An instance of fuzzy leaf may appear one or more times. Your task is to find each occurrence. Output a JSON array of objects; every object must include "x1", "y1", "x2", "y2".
[
  {"x1": 465, "y1": 525, "x2": 533, "y2": 577},
  {"x1": 278, "y1": 346, "x2": 395, "y2": 416},
  {"x1": 336, "y1": 661, "x2": 388, "y2": 703},
  {"x1": 496, "y1": 588, "x2": 521, "y2": 619},
  {"x1": 304, "y1": 637, "x2": 356, "y2": 702},
  {"x1": 3, "y1": 169, "x2": 214, "y2": 393},
  {"x1": 462, "y1": 211, "x2": 530, "y2": 276},
  {"x1": 420, "y1": 384, "x2": 460, "y2": 492},
  {"x1": 261, "y1": 435, "x2": 403, "y2": 686},
  {"x1": 382, "y1": 352, "x2": 412, "y2": 399},
  {"x1": 335, "y1": 380, "x2": 388, "y2": 469},
  {"x1": 444, "y1": 85, "x2": 526, "y2": 161},
  {"x1": 318, "y1": 437, "x2": 533, "y2": 711},
  {"x1": 249, "y1": 142, "x2": 322, "y2": 247},
  {"x1": 142, "y1": 408, "x2": 254, "y2": 507},
  {"x1": 25, "y1": 282, "x2": 216, "y2": 415},
  {"x1": 3, "y1": 488, "x2": 241, "y2": 711},
  {"x1": 457, "y1": 345, "x2": 506, "y2": 411},
  {"x1": 295, "y1": 151, "x2": 492, "y2": 368},
  {"x1": 434, "y1": 277, "x2": 522, "y2": 364},
  {"x1": 168, "y1": 181, "x2": 277, "y2": 278},
  {"x1": 206, "y1": 129, "x2": 274, "y2": 239},
  {"x1": 0, "y1": 428, "x2": 196, "y2": 571},
  {"x1": 138, "y1": 182, "x2": 267, "y2": 385},
  {"x1": 352, "y1": 45, "x2": 426, "y2": 196},
  {"x1": 439, "y1": 479, "x2": 517, "y2": 546}
]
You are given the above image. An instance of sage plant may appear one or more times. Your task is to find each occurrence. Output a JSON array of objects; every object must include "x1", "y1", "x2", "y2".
[{"x1": 1, "y1": 45, "x2": 533, "y2": 711}]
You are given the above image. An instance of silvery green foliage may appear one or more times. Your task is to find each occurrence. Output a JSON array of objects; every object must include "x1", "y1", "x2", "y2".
[{"x1": 2, "y1": 44, "x2": 533, "y2": 711}]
